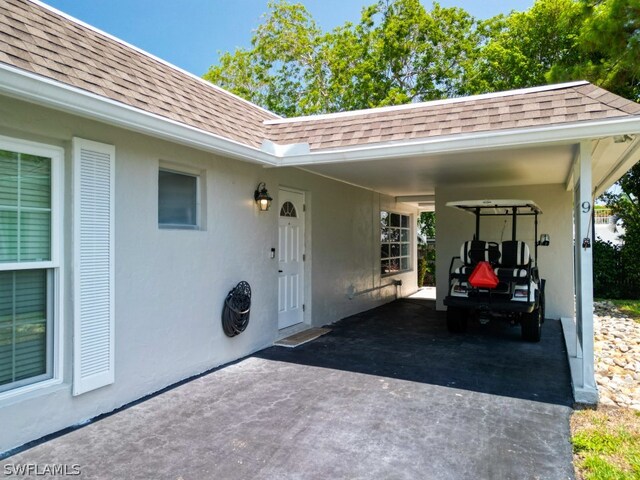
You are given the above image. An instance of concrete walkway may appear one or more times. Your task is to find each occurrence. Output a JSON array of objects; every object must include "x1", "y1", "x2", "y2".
[
  {"x1": 408, "y1": 286, "x2": 436, "y2": 300},
  {"x1": 1, "y1": 299, "x2": 574, "y2": 479}
]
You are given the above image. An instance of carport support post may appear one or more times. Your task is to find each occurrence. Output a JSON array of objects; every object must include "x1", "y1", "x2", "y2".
[{"x1": 573, "y1": 140, "x2": 597, "y2": 403}]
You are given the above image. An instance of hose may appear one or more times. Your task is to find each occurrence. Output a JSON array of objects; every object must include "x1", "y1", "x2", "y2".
[{"x1": 221, "y1": 281, "x2": 251, "y2": 337}]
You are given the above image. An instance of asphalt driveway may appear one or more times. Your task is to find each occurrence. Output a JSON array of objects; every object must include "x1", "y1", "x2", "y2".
[{"x1": 1, "y1": 299, "x2": 574, "y2": 479}]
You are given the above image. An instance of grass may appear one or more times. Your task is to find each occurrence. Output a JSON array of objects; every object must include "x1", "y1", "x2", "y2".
[
  {"x1": 572, "y1": 408, "x2": 640, "y2": 479},
  {"x1": 607, "y1": 300, "x2": 640, "y2": 323}
]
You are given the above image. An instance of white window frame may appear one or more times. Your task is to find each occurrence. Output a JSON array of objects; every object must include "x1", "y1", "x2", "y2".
[
  {"x1": 157, "y1": 161, "x2": 201, "y2": 230},
  {"x1": 0, "y1": 135, "x2": 64, "y2": 402},
  {"x1": 381, "y1": 210, "x2": 412, "y2": 276}
]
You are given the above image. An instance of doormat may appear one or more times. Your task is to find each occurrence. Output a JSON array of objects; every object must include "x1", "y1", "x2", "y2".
[{"x1": 274, "y1": 327, "x2": 331, "y2": 348}]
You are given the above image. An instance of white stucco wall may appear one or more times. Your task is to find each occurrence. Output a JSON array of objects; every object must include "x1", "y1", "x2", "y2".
[
  {"x1": 435, "y1": 184, "x2": 575, "y2": 320},
  {"x1": 0, "y1": 97, "x2": 418, "y2": 453}
]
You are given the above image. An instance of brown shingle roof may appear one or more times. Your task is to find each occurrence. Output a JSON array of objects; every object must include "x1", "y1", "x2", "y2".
[
  {"x1": 1, "y1": 1, "x2": 639, "y2": 155},
  {"x1": 265, "y1": 83, "x2": 640, "y2": 152},
  {"x1": 0, "y1": 0, "x2": 278, "y2": 148}
]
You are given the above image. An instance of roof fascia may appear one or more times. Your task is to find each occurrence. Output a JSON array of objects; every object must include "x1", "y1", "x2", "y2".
[
  {"x1": 0, "y1": 63, "x2": 278, "y2": 166},
  {"x1": 277, "y1": 117, "x2": 640, "y2": 166}
]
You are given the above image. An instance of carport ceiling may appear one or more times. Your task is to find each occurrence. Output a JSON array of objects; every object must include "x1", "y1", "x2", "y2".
[
  {"x1": 300, "y1": 143, "x2": 576, "y2": 198},
  {"x1": 293, "y1": 134, "x2": 640, "y2": 208}
]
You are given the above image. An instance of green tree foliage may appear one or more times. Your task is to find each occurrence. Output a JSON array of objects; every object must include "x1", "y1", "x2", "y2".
[
  {"x1": 463, "y1": 0, "x2": 583, "y2": 94},
  {"x1": 204, "y1": 0, "x2": 479, "y2": 115},
  {"x1": 340, "y1": 0, "x2": 478, "y2": 107},
  {"x1": 549, "y1": 0, "x2": 640, "y2": 101},
  {"x1": 418, "y1": 212, "x2": 436, "y2": 286},
  {"x1": 418, "y1": 211, "x2": 435, "y2": 240},
  {"x1": 203, "y1": 1, "x2": 326, "y2": 116},
  {"x1": 204, "y1": 0, "x2": 640, "y2": 110}
]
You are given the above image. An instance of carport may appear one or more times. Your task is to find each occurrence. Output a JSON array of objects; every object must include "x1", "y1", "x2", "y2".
[
  {"x1": 266, "y1": 81, "x2": 640, "y2": 403},
  {"x1": 4, "y1": 0, "x2": 640, "y2": 460}
]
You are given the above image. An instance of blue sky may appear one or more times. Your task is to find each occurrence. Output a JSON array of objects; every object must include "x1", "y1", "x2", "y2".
[{"x1": 44, "y1": 0, "x2": 534, "y2": 76}]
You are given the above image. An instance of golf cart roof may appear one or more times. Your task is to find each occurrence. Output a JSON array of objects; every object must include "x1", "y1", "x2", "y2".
[{"x1": 446, "y1": 199, "x2": 542, "y2": 215}]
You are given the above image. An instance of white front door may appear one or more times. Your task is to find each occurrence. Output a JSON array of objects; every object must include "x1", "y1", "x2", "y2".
[{"x1": 278, "y1": 189, "x2": 305, "y2": 329}]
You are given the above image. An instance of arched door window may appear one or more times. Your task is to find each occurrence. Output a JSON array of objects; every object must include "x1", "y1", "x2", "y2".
[{"x1": 280, "y1": 201, "x2": 297, "y2": 218}]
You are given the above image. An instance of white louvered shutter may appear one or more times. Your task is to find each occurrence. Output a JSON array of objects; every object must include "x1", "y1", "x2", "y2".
[{"x1": 72, "y1": 138, "x2": 115, "y2": 396}]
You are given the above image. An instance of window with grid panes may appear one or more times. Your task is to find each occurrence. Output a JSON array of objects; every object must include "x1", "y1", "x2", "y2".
[
  {"x1": 0, "y1": 146, "x2": 56, "y2": 393},
  {"x1": 380, "y1": 211, "x2": 411, "y2": 275}
]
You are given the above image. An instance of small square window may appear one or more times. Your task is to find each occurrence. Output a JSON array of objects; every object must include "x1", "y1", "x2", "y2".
[{"x1": 158, "y1": 169, "x2": 199, "y2": 229}]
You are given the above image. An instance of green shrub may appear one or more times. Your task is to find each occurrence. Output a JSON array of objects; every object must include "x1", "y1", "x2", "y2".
[
  {"x1": 594, "y1": 239, "x2": 624, "y2": 299},
  {"x1": 594, "y1": 238, "x2": 640, "y2": 299},
  {"x1": 425, "y1": 244, "x2": 436, "y2": 286},
  {"x1": 416, "y1": 245, "x2": 436, "y2": 287}
]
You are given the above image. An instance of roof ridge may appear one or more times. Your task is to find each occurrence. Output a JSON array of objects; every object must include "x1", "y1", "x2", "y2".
[
  {"x1": 28, "y1": 0, "x2": 280, "y2": 120},
  {"x1": 573, "y1": 83, "x2": 640, "y2": 116},
  {"x1": 264, "y1": 81, "x2": 591, "y2": 125}
]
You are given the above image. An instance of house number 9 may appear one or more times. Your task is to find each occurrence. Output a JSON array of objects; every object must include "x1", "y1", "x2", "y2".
[{"x1": 582, "y1": 201, "x2": 591, "y2": 213}]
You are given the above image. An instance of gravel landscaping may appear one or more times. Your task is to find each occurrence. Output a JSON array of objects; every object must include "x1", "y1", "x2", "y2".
[{"x1": 593, "y1": 301, "x2": 640, "y2": 410}]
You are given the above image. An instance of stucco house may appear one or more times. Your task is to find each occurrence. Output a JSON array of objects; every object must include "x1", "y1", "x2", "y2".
[{"x1": 1, "y1": 0, "x2": 640, "y2": 454}]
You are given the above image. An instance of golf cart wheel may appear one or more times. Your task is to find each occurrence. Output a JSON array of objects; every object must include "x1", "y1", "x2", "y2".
[
  {"x1": 521, "y1": 293, "x2": 544, "y2": 342},
  {"x1": 447, "y1": 307, "x2": 468, "y2": 333}
]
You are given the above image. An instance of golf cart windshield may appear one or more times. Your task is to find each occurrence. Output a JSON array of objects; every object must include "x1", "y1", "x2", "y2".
[
  {"x1": 446, "y1": 199, "x2": 542, "y2": 215},
  {"x1": 446, "y1": 199, "x2": 547, "y2": 254}
]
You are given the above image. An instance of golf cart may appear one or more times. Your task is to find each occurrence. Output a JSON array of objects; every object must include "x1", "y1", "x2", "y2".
[{"x1": 443, "y1": 200, "x2": 550, "y2": 342}]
